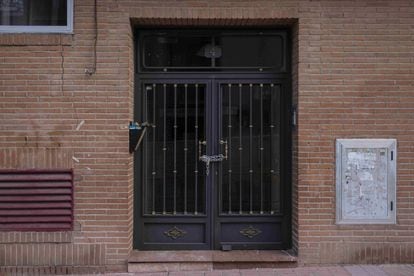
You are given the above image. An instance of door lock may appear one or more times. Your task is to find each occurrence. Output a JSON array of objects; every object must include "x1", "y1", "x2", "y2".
[{"x1": 198, "y1": 140, "x2": 228, "y2": 175}]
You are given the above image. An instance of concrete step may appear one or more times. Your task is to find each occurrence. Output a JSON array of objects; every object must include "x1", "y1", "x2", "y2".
[{"x1": 128, "y1": 250, "x2": 297, "y2": 273}]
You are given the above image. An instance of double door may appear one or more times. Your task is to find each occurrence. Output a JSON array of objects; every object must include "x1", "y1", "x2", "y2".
[{"x1": 134, "y1": 76, "x2": 291, "y2": 250}]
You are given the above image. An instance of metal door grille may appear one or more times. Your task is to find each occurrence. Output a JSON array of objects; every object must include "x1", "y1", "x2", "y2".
[
  {"x1": 219, "y1": 83, "x2": 281, "y2": 215},
  {"x1": 142, "y1": 83, "x2": 206, "y2": 215}
]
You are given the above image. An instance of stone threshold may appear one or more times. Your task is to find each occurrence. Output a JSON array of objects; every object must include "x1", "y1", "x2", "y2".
[{"x1": 128, "y1": 250, "x2": 297, "y2": 273}]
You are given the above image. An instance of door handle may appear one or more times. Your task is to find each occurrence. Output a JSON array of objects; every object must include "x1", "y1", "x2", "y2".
[
  {"x1": 219, "y1": 139, "x2": 228, "y2": 160},
  {"x1": 198, "y1": 139, "x2": 228, "y2": 162},
  {"x1": 198, "y1": 140, "x2": 207, "y2": 159}
]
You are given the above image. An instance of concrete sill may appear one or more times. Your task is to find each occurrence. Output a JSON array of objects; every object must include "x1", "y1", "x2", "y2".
[
  {"x1": 128, "y1": 250, "x2": 297, "y2": 272},
  {"x1": 129, "y1": 250, "x2": 296, "y2": 263}
]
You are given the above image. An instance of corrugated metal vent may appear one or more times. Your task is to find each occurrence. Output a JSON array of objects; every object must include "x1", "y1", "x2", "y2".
[{"x1": 0, "y1": 170, "x2": 73, "y2": 231}]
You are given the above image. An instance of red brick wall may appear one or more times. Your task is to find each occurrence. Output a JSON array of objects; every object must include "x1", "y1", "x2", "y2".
[
  {"x1": 0, "y1": 0, "x2": 413, "y2": 272},
  {"x1": 294, "y1": 1, "x2": 414, "y2": 264},
  {"x1": 0, "y1": 1, "x2": 133, "y2": 272}
]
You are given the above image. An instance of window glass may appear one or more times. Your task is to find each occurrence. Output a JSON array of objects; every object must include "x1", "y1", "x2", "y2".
[
  {"x1": 215, "y1": 35, "x2": 284, "y2": 68},
  {"x1": 143, "y1": 35, "x2": 212, "y2": 68},
  {"x1": 139, "y1": 31, "x2": 286, "y2": 71},
  {"x1": 0, "y1": 0, "x2": 71, "y2": 32}
]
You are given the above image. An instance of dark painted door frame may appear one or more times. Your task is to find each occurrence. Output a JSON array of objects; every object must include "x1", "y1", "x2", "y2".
[{"x1": 133, "y1": 29, "x2": 292, "y2": 250}]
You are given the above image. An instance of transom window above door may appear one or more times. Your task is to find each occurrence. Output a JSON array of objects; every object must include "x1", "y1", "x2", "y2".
[{"x1": 138, "y1": 30, "x2": 288, "y2": 72}]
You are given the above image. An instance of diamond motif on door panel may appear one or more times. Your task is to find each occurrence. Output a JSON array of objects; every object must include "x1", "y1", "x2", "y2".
[
  {"x1": 240, "y1": 225, "x2": 262, "y2": 238},
  {"x1": 164, "y1": 226, "x2": 187, "y2": 240}
]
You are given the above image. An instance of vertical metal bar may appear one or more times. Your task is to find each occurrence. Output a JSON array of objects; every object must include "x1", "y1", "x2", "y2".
[
  {"x1": 194, "y1": 84, "x2": 199, "y2": 215},
  {"x1": 270, "y1": 84, "x2": 275, "y2": 215},
  {"x1": 249, "y1": 83, "x2": 253, "y2": 214},
  {"x1": 211, "y1": 37, "x2": 216, "y2": 67},
  {"x1": 162, "y1": 83, "x2": 167, "y2": 214},
  {"x1": 173, "y1": 84, "x2": 177, "y2": 214},
  {"x1": 144, "y1": 85, "x2": 148, "y2": 214},
  {"x1": 152, "y1": 84, "x2": 156, "y2": 215},
  {"x1": 238, "y1": 84, "x2": 243, "y2": 214},
  {"x1": 260, "y1": 84, "x2": 264, "y2": 214},
  {"x1": 219, "y1": 84, "x2": 223, "y2": 214},
  {"x1": 228, "y1": 84, "x2": 232, "y2": 214},
  {"x1": 184, "y1": 84, "x2": 188, "y2": 214}
]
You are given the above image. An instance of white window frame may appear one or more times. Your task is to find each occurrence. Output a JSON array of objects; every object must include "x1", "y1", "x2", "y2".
[
  {"x1": 336, "y1": 139, "x2": 397, "y2": 225},
  {"x1": 0, "y1": 0, "x2": 73, "y2": 34}
]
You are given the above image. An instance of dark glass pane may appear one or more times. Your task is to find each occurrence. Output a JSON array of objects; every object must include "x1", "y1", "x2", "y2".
[
  {"x1": 144, "y1": 83, "x2": 206, "y2": 215},
  {"x1": 0, "y1": 0, "x2": 67, "y2": 26},
  {"x1": 221, "y1": 84, "x2": 281, "y2": 215},
  {"x1": 216, "y1": 35, "x2": 284, "y2": 68},
  {"x1": 143, "y1": 36, "x2": 212, "y2": 68}
]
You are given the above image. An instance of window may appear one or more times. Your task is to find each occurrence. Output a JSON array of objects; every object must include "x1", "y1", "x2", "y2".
[
  {"x1": 139, "y1": 30, "x2": 287, "y2": 72},
  {"x1": 0, "y1": 0, "x2": 73, "y2": 33}
]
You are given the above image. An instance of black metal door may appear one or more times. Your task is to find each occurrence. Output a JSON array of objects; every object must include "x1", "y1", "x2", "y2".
[
  {"x1": 135, "y1": 80, "x2": 213, "y2": 250},
  {"x1": 134, "y1": 78, "x2": 290, "y2": 250},
  {"x1": 212, "y1": 80, "x2": 290, "y2": 250}
]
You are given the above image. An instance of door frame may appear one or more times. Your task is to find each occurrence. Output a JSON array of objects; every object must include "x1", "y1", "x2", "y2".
[{"x1": 133, "y1": 29, "x2": 292, "y2": 250}]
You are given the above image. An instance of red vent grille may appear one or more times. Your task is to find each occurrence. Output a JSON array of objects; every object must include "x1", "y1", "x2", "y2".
[{"x1": 0, "y1": 170, "x2": 73, "y2": 231}]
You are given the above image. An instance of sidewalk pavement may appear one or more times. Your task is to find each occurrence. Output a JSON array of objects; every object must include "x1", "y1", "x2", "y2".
[{"x1": 97, "y1": 264, "x2": 414, "y2": 276}]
